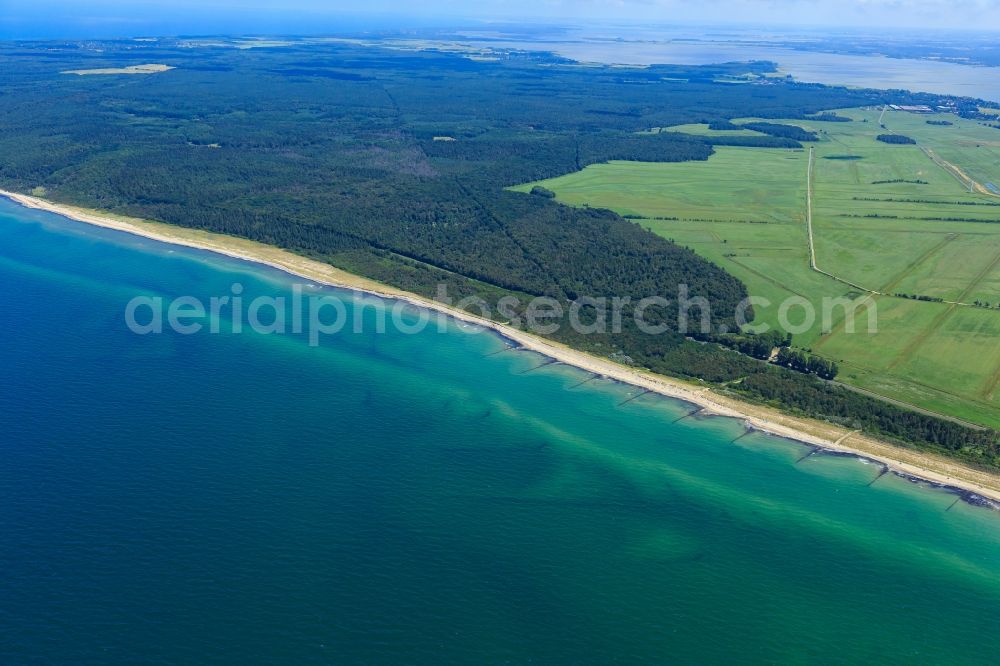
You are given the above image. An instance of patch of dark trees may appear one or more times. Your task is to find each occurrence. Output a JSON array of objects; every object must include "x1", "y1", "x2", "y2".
[
  {"x1": 775, "y1": 347, "x2": 839, "y2": 380},
  {"x1": 877, "y1": 134, "x2": 916, "y2": 144},
  {"x1": 852, "y1": 197, "x2": 1000, "y2": 206},
  {"x1": 808, "y1": 112, "x2": 851, "y2": 122},
  {"x1": 895, "y1": 293, "x2": 944, "y2": 303},
  {"x1": 739, "y1": 122, "x2": 819, "y2": 141}
]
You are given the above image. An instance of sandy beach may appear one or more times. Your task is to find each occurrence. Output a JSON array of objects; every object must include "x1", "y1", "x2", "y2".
[{"x1": 4, "y1": 189, "x2": 1000, "y2": 505}]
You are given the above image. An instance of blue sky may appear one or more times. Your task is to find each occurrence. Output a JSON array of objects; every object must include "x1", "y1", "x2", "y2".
[{"x1": 2, "y1": 0, "x2": 998, "y2": 38}]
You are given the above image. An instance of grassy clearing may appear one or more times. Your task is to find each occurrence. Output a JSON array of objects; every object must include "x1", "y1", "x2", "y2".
[
  {"x1": 641, "y1": 123, "x2": 766, "y2": 137},
  {"x1": 892, "y1": 236, "x2": 999, "y2": 301},
  {"x1": 513, "y1": 107, "x2": 1000, "y2": 427},
  {"x1": 812, "y1": 227, "x2": 946, "y2": 292},
  {"x1": 878, "y1": 109, "x2": 1000, "y2": 193},
  {"x1": 815, "y1": 297, "x2": 946, "y2": 372},
  {"x1": 513, "y1": 148, "x2": 806, "y2": 220},
  {"x1": 898, "y1": 307, "x2": 1000, "y2": 395}
]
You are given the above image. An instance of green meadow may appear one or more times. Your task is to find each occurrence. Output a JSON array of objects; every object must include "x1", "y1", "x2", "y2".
[
  {"x1": 640, "y1": 123, "x2": 766, "y2": 137},
  {"x1": 512, "y1": 108, "x2": 1000, "y2": 428}
]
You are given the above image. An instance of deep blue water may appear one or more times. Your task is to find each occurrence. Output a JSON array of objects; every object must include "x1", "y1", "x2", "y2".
[{"x1": 2, "y1": 198, "x2": 1000, "y2": 664}]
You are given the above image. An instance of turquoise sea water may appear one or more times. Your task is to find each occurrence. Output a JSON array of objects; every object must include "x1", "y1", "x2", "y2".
[{"x1": 2, "y1": 197, "x2": 1000, "y2": 664}]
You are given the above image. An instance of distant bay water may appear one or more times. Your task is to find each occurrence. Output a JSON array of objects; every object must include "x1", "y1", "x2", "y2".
[
  {"x1": 474, "y1": 36, "x2": 1000, "y2": 103},
  {"x1": 2, "y1": 197, "x2": 1000, "y2": 663}
]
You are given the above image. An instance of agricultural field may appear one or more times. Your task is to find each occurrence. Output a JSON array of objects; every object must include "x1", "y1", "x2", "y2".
[
  {"x1": 639, "y1": 123, "x2": 766, "y2": 137},
  {"x1": 512, "y1": 107, "x2": 1000, "y2": 428}
]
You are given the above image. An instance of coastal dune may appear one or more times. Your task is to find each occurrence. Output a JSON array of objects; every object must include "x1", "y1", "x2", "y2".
[{"x1": 3, "y1": 189, "x2": 999, "y2": 505}]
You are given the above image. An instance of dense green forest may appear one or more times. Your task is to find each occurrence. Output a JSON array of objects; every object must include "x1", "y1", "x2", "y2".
[
  {"x1": 739, "y1": 121, "x2": 820, "y2": 141},
  {"x1": 1, "y1": 37, "x2": 997, "y2": 468}
]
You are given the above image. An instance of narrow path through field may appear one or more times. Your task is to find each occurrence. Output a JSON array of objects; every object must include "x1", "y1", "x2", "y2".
[
  {"x1": 807, "y1": 142, "x2": 986, "y2": 309},
  {"x1": 807, "y1": 109, "x2": 1000, "y2": 424},
  {"x1": 888, "y1": 248, "x2": 1000, "y2": 371},
  {"x1": 806, "y1": 146, "x2": 817, "y2": 270},
  {"x1": 982, "y1": 361, "x2": 1000, "y2": 401},
  {"x1": 810, "y1": 298, "x2": 878, "y2": 351},
  {"x1": 982, "y1": 360, "x2": 1000, "y2": 401},
  {"x1": 878, "y1": 233, "x2": 958, "y2": 295},
  {"x1": 831, "y1": 377, "x2": 989, "y2": 430},
  {"x1": 834, "y1": 429, "x2": 862, "y2": 446},
  {"x1": 921, "y1": 146, "x2": 1000, "y2": 198},
  {"x1": 882, "y1": 104, "x2": 996, "y2": 198},
  {"x1": 726, "y1": 256, "x2": 810, "y2": 299},
  {"x1": 805, "y1": 146, "x2": 883, "y2": 294}
]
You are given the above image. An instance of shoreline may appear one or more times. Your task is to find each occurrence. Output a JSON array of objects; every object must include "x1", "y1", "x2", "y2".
[{"x1": 4, "y1": 189, "x2": 1000, "y2": 507}]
